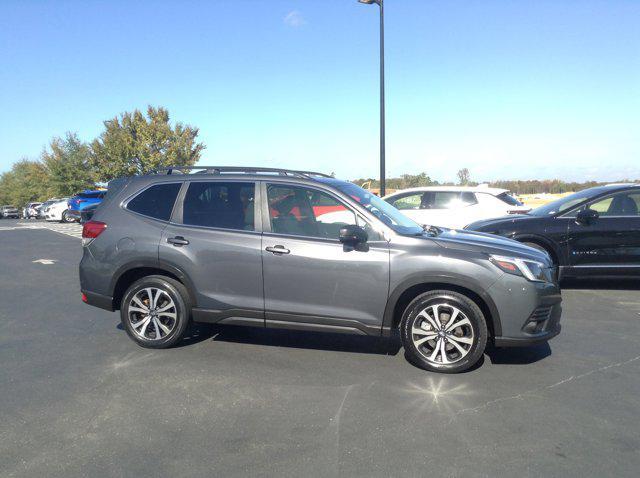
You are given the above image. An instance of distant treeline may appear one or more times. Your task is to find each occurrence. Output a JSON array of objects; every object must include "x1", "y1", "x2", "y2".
[
  {"x1": 353, "y1": 173, "x2": 639, "y2": 195},
  {"x1": 0, "y1": 106, "x2": 203, "y2": 206}
]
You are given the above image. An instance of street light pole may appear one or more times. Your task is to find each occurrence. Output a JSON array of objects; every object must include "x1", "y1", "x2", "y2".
[{"x1": 359, "y1": 0, "x2": 386, "y2": 197}]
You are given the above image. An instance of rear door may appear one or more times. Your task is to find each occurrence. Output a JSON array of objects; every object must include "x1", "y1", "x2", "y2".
[
  {"x1": 159, "y1": 180, "x2": 265, "y2": 323},
  {"x1": 566, "y1": 190, "x2": 640, "y2": 273},
  {"x1": 260, "y1": 182, "x2": 389, "y2": 334}
]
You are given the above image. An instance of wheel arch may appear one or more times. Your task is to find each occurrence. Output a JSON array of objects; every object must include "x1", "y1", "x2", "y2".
[
  {"x1": 110, "y1": 260, "x2": 197, "y2": 310},
  {"x1": 512, "y1": 234, "x2": 563, "y2": 265},
  {"x1": 383, "y1": 275, "x2": 501, "y2": 338}
]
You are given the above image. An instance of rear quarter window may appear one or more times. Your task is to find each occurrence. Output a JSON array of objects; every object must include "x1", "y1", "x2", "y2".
[{"x1": 126, "y1": 183, "x2": 182, "y2": 221}]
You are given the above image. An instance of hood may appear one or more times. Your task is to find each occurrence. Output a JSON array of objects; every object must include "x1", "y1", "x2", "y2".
[
  {"x1": 430, "y1": 227, "x2": 551, "y2": 264},
  {"x1": 465, "y1": 213, "x2": 537, "y2": 231}
]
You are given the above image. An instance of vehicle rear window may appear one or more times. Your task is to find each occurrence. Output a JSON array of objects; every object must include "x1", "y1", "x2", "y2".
[
  {"x1": 78, "y1": 192, "x2": 105, "y2": 199},
  {"x1": 497, "y1": 192, "x2": 523, "y2": 206},
  {"x1": 182, "y1": 182, "x2": 255, "y2": 231},
  {"x1": 127, "y1": 183, "x2": 182, "y2": 221}
]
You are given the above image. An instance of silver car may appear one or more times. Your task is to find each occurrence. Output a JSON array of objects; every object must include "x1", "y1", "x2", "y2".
[{"x1": 79, "y1": 167, "x2": 562, "y2": 373}]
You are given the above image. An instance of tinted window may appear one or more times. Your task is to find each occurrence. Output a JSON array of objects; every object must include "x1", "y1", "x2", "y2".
[
  {"x1": 183, "y1": 182, "x2": 255, "y2": 230},
  {"x1": 127, "y1": 183, "x2": 181, "y2": 221},
  {"x1": 389, "y1": 193, "x2": 423, "y2": 210},
  {"x1": 460, "y1": 192, "x2": 478, "y2": 206},
  {"x1": 79, "y1": 192, "x2": 105, "y2": 199},
  {"x1": 588, "y1": 192, "x2": 640, "y2": 217},
  {"x1": 267, "y1": 184, "x2": 356, "y2": 239},
  {"x1": 496, "y1": 192, "x2": 523, "y2": 206}
]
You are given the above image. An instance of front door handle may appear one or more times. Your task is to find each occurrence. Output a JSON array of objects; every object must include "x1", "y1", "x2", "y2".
[
  {"x1": 265, "y1": 245, "x2": 290, "y2": 255},
  {"x1": 167, "y1": 236, "x2": 189, "y2": 246}
]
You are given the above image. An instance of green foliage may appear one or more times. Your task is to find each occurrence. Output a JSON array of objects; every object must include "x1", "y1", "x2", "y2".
[
  {"x1": 354, "y1": 172, "x2": 436, "y2": 190},
  {"x1": 41, "y1": 132, "x2": 97, "y2": 197},
  {"x1": 488, "y1": 179, "x2": 604, "y2": 194},
  {"x1": 90, "y1": 106, "x2": 205, "y2": 180},
  {"x1": 0, "y1": 159, "x2": 50, "y2": 206}
]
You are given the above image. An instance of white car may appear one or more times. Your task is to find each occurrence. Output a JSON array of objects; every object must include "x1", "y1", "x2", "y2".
[
  {"x1": 383, "y1": 186, "x2": 530, "y2": 229},
  {"x1": 44, "y1": 198, "x2": 71, "y2": 222}
]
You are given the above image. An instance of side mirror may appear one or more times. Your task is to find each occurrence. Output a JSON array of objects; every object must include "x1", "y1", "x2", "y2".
[
  {"x1": 339, "y1": 224, "x2": 368, "y2": 244},
  {"x1": 576, "y1": 208, "x2": 599, "y2": 226}
]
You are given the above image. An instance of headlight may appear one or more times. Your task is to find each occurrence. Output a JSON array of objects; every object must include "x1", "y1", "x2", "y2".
[{"x1": 490, "y1": 255, "x2": 551, "y2": 282}]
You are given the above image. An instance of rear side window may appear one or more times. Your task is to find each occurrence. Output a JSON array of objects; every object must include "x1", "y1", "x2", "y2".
[
  {"x1": 126, "y1": 183, "x2": 182, "y2": 221},
  {"x1": 182, "y1": 182, "x2": 255, "y2": 230}
]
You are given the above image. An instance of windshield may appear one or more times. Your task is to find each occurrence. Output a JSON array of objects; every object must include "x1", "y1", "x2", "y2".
[
  {"x1": 497, "y1": 192, "x2": 523, "y2": 206},
  {"x1": 529, "y1": 189, "x2": 600, "y2": 216},
  {"x1": 326, "y1": 180, "x2": 423, "y2": 235}
]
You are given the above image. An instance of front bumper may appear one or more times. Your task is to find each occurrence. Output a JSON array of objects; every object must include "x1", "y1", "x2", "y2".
[{"x1": 488, "y1": 273, "x2": 562, "y2": 347}]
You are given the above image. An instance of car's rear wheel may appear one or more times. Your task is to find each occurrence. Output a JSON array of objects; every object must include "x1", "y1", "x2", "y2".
[
  {"x1": 120, "y1": 275, "x2": 191, "y2": 349},
  {"x1": 62, "y1": 211, "x2": 74, "y2": 223},
  {"x1": 400, "y1": 290, "x2": 487, "y2": 373}
]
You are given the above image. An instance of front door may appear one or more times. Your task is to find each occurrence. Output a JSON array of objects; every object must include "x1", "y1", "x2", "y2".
[
  {"x1": 159, "y1": 180, "x2": 264, "y2": 321},
  {"x1": 261, "y1": 182, "x2": 390, "y2": 334},
  {"x1": 566, "y1": 190, "x2": 640, "y2": 273}
]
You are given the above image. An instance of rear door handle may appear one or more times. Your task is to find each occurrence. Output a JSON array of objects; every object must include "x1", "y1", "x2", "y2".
[
  {"x1": 167, "y1": 236, "x2": 189, "y2": 246},
  {"x1": 265, "y1": 245, "x2": 290, "y2": 255}
]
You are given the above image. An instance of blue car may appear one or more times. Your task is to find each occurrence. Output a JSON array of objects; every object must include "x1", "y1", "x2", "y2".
[{"x1": 66, "y1": 190, "x2": 106, "y2": 222}]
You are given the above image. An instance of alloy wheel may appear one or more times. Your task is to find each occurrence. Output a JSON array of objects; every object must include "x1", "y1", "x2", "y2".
[
  {"x1": 411, "y1": 303, "x2": 475, "y2": 365},
  {"x1": 128, "y1": 287, "x2": 178, "y2": 341}
]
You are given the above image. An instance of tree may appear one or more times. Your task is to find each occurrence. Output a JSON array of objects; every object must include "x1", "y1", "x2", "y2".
[
  {"x1": 457, "y1": 168, "x2": 471, "y2": 185},
  {"x1": 90, "y1": 106, "x2": 205, "y2": 180},
  {"x1": 0, "y1": 159, "x2": 50, "y2": 206},
  {"x1": 41, "y1": 132, "x2": 97, "y2": 197}
]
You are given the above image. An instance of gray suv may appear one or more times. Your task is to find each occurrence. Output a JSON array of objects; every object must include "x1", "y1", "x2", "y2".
[{"x1": 80, "y1": 167, "x2": 562, "y2": 373}]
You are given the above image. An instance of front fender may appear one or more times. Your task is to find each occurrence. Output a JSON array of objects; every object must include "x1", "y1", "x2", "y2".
[{"x1": 382, "y1": 273, "x2": 502, "y2": 337}]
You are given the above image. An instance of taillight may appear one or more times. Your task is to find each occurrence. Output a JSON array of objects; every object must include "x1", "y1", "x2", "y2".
[{"x1": 82, "y1": 220, "x2": 107, "y2": 246}]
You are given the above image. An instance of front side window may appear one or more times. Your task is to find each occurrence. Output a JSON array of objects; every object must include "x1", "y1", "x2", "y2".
[
  {"x1": 182, "y1": 181, "x2": 255, "y2": 230},
  {"x1": 587, "y1": 192, "x2": 640, "y2": 217},
  {"x1": 127, "y1": 183, "x2": 182, "y2": 221},
  {"x1": 267, "y1": 184, "x2": 356, "y2": 239}
]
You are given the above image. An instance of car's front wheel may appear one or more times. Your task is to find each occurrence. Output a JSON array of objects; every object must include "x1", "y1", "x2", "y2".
[
  {"x1": 400, "y1": 290, "x2": 488, "y2": 373},
  {"x1": 120, "y1": 275, "x2": 191, "y2": 349},
  {"x1": 62, "y1": 211, "x2": 74, "y2": 223}
]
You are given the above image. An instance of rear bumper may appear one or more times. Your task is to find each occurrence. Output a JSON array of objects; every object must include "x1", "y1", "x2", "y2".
[{"x1": 82, "y1": 290, "x2": 114, "y2": 311}]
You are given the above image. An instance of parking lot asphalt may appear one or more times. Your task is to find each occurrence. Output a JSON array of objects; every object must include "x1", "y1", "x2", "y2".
[{"x1": 1, "y1": 219, "x2": 639, "y2": 477}]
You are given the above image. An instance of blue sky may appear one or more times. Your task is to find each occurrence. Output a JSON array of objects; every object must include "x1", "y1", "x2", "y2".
[{"x1": 1, "y1": 0, "x2": 638, "y2": 182}]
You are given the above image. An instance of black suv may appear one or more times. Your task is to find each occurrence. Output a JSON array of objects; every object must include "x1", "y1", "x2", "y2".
[{"x1": 80, "y1": 167, "x2": 562, "y2": 373}]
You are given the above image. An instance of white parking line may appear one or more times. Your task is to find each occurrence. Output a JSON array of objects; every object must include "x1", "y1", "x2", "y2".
[{"x1": 5, "y1": 221, "x2": 85, "y2": 239}]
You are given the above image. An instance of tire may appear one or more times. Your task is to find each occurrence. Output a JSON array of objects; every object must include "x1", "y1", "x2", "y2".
[
  {"x1": 400, "y1": 290, "x2": 488, "y2": 373},
  {"x1": 62, "y1": 211, "x2": 74, "y2": 223},
  {"x1": 120, "y1": 275, "x2": 191, "y2": 349}
]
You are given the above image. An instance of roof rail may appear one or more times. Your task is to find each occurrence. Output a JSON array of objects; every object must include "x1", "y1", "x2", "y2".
[{"x1": 152, "y1": 166, "x2": 333, "y2": 179}]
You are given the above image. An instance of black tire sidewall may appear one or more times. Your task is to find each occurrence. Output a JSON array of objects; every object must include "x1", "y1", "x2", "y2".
[
  {"x1": 401, "y1": 291, "x2": 487, "y2": 373},
  {"x1": 120, "y1": 276, "x2": 190, "y2": 349}
]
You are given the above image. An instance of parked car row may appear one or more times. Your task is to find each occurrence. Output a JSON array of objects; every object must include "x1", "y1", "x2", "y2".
[
  {"x1": 7, "y1": 190, "x2": 106, "y2": 223},
  {"x1": 381, "y1": 183, "x2": 640, "y2": 280}
]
